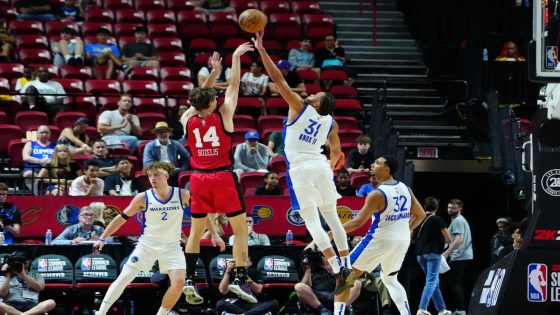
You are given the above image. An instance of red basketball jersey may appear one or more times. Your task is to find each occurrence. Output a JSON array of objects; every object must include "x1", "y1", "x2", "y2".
[{"x1": 186, "y1": 112, "x2": 233, "y2": 170}]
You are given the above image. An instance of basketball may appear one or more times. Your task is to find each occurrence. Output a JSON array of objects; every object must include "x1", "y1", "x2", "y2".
[{"x1": 238, "y1": 9, "x2": 267, "y2": 33}]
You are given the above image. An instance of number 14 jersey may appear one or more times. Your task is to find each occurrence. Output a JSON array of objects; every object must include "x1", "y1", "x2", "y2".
[{"x1": 186, "y1": 112, "x2": 233, "y2": 170}]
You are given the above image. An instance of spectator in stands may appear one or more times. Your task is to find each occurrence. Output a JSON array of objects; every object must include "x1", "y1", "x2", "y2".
[
  {"x1": 335, "y1": 169, "x2": 356, "y2": 197},
  {"x1": 192, "y1": 0, "x2": 235, "y2": 13},
  {"x1": 53, "y1": 26, "x2": 84, "y2": 67},
  {"x1": 59, "y1": 0, "x2": 84, "y2": 21},
  {"x1": 356, "y1": 172, "x2": 378, "y2": 197},
  {"x1": 85, "y1": 28, "x2": 123, "y2": 80},
  {"x1": 143, "y1": 121, "x2": 190, "y2": 172},
  {"x1": 22, "y1": 125, "x2": 55, "y2": 182},
  {"x1": 496, "y1": 221, "x2": 524, "y2": 259},
  {"x1": 255, "y1": 171, "x2": 281, "y2": 196},
  {"x1": 197, "y1": 54, "x2": 231, "y2": 91},
  {"x1": 87, "y1": 140, "x2": 118, "y2": 178},
  {"x1": 167, "y1": 104, "x2": 188, "y2": 142},
  {"x1": 0, "y1": 16, "x2": 15, "y2": 62},
  {"x1": 228, "y1": 216, "x2": 270, "y2": 246},
  {"x1": 58, "y1": 117, "x2": 93, "y2": 156},
  {"x1": 97, "y1": 93, "x2": 141, "y2": 153},
  {"x1": 267, "y1": 117, "x2": 287, "y2": 159},
  {"x1": 22, "y1": 66, "x2": 66, "y2": 116},
  {"x1": 0, "y1": 251, "x2": 56, "y2": 314},
  {"x1": 268, "y1": 60, "x2": 307, "y2": 97},
  {"x1": 216, "y1": 260, "x2": 278, "y2": 313},
  {"x1": 69, "y1": 159, "x2": 104, "y2": 196},
  {"x1": 314, "y1": 35, "x2": 355, "y2": 87},
  {"x1": 121, "y1": 26, "x2": 159, "y2": 73},
  {"x1": 288, "y1": 37, "x2": 317, "y2": 73},
  {"x1": 234, "y1": 131, "x2": 269, "y2": 177},
  {"x1": 202, "y1": 213, "x2": 227, "y2": 240},
  {"x1": 53, "y1": 205, "x2": 107, "y2": 244},
  {"x1": 495, "y1": 41, "x2": 526, "y2": 62},
  {"x1": 345, "y1": 135, "x2": 375, "y2": 175},
  {"x1": 0, "y1": 183, "x2": 22, "y2": 245},
  {"x1": 489, "y1": 217, "x2": 512, "y2": 264},
  {"x1": 16, "y1": 0, "x2": 56, "y2": 22},
  {"x1": 104, "y1": 156, "x2": 145, "y2": 196},
  {"x1": 89, "y1": 201, "x2": 107, "y2": 227},
  {"x1": 240, "y1": 61, "x2": 269, "y2": 97},
  {"x1": 14, "y1": 66, "x2": 35, "y2": 93},
  {"x1": 37, "y1": 144, "x2": 81, "y2": 195},
  {"x1": 295, "y1": 246, "x2": 361, "y2": 315}
]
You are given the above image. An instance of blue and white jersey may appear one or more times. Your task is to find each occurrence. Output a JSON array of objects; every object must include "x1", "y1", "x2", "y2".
[
  {"x1": 140, "y1": 187, "x2": 185, "y2": 243},
  {"x1": 365, "y1": 182, "x2": 412, "y2": 241},
  {"x1": 283, "y1": 104, "x2": 334, "y2": 164}
]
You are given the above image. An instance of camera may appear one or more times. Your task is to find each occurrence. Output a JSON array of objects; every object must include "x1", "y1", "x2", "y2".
[
  {"x1": 1, "y1": 252, "x2": 27, "y2": 275},
  {"x1": 300, "y1": 248, "x2": 323, "y2": 270}
]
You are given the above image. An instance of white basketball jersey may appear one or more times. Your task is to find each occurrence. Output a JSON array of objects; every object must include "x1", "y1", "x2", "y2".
[
  {"x1": 140, "y1": 187, "x2": 185, "y2": 243},
  {"x1": 284, "y1": 104, "x2": 334, "y2": 164},
  {"x1": 368, "y1": 182, "x2": 412, "y2": 241}
]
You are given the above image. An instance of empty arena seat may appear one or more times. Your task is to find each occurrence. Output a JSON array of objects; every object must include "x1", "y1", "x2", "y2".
[
  {"x1": 127, "y1": 66, "x2": 159, "y2": 81},
  {"x1": 351, "y1": 173, "x2": 370, "y2": 188},
  {"x1": 233, "y1": 114, "x2": 254, "y2": 129},
  {"x1": 152, "y1": 37, "x2": 183, "y2": 52},
  {"x1": 259, "y1": 0, "x2": 290, "y2": 15},
  {"x1": 54, "y1": 111, "x2": 87, "y2": 130},
  {"x1": 189, "y1": 38, "x2": 218, "y2": 53},
  {"x1": 338, "y1": 129, "x2": 364, "y2": 143},
  {"x1": 239, "y1": 171, "x2": 266, "y2": 194},
  {"x1": 59, "y1": 65, "x2": 94, "y2": 80},
  {"x1": 335, "y1": 98, "x2": 363, "y2": 111},
  {"x1": 104, "y1": 0, "x2": 133, "y2": 10},
  {"x1": 158, "y1": 52, "x2": 186, "y2": 67},
  {"x1": 228, "y1": 0, "x2": 257, "y2": 14},
  {"x1": 330, "y1": 85, "x2": 358, "y2": 98},
  {"x1": 115, "y1": 9, "x2": 145, "y2": 23},
  {"x1": 15, "y1": 111, "x2": 49, "y2": 129},
  {"x1": 8, "y1": 139, "x2": 25, "y2": 168},
  {"x1": 147, "y1": 23, "x2": 177, "y2": 38},
  {"x1": 146, "y1": 9, "x2": 176, "y2": 24},
  {"x1": 122, "y1": 80, "x2": 159, "y2": 95},
  {"x1": 114, "y1": 22, "x2": 143, "y2": 37},
  {"x1": 85, "y1": 80, "x2": 122, "y2": 94},
  {"x1": 81, "y1": 22, "x2": 113, "y2": 37},
  {"x1": 269, "y1": 13, "x2": 301, "y2": 28},
  {"x1": 159, "y1": 80, "x2": 193, "y2": 96},
  {"x1": 166, "y1": 0, "x2": 196, "y2": 11},
  {"x1": 0, "y1": 112, "x2": 7, "y2": 125},
  {"x1": 291, "y1": 1, "x2": 321, "y2": 14},
  {"x1": 269, "y1": 156, "x2": 287, "y2": 173},
  {"x1": 0, "y1": 125, "x2": 22, "y2": 156},
  {"x1": 297, "y1": 69, "x2": 319, "y2": 83},
  {"x1": 334, "y1": 116, "x2": 359, "y2": 130},
  {"x1": 136, "y1": 112, "x2": 166, "y2": 132},
  {"x1": 18, "y1": 49, "x2": 51, "y2": 64},
  {"x1": 305, "y1": 83, "x2": 323, "y2": 95},
  {"x1": 16, "y1": 34, "x2": 49, "y2": 50},
  {"x1": 160, "y1": 66, "x2": 191, "y2": 81},
  {"x1": 0, "y1": 63, "x2": 24, "y2": 82},
  {"x1": 9, "y1": 20, "x2": 44, "y2": 35},
  {"x1": 135, "y1": 0, "x2": 165, "y2": 10},
  {"x1": 257, "y1": 115, "x2": 285, "y2": 132},
  {"x1": 85, "y1": 8, "x2": 115, "y2": 23},
  {"x1": 51, "y1": 78, "x2": 84, "y2": 93}
]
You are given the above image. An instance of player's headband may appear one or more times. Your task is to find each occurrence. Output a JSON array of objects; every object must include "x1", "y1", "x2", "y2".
[{"x1": 156, "y1": 168, "x2": 168, "y2": 175}]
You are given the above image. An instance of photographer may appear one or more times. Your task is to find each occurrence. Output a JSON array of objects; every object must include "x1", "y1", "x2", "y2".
[
  {"x1": 0, "y1": 252, "x2": 55, "y2": 314},
  {"x1": 295, "y1": 247, "x2": 361, "y2": 315},
  {"x1": 0, "y1": 183, "x2": 22, "y2": 245}
]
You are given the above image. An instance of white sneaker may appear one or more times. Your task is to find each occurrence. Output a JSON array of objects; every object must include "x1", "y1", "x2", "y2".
[
  {"x1": 438, "y1": 310, "x2": 452, "y2": 315},
  {"x1": 452, "y1": 311, "x2": 467, "y2": 315},
  {"x1": 417, "y1": 309, "x2": 431, "y2": 315},
  {"x1": 168, "y1": 311, "x2": 180, "y2": 315},
  {"x1": 228, "y1": 279, "x2": 257, "y2": 303},
  {"x1": 182, "y1": 279, "x2": 204, "y2": 305}
]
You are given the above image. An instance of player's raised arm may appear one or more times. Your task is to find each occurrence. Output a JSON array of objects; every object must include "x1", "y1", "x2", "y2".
[
  {"x1": 252, "y1": 31, "x2": 304, "y2": 113},
  {"x1": 201, "y1": 52, "x2": 222, "y2": 89},
  {"x1": 220, "y1": 42, "x2": 254, "y2": 123},
  {"x1": 327, "y1": 120, "x2": 342, "y2": 170}
]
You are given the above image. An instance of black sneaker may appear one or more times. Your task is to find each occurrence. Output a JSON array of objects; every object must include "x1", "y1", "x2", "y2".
[{"x1": 334, "y1": 267, "x2": 354, "y2": 296}]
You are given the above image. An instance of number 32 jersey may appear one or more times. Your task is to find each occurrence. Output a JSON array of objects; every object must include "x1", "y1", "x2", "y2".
[
  {"x1": 186, "y1": 112, "x2": 233, "y2": 170},
  {"x1": 370, "y1": 182, "x2": 412, "y2": 241}
]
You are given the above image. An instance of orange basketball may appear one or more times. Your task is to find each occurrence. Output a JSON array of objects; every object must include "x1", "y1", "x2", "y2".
[{"x1": 238, "y1": 9, "x2": 267, "y2": 33}]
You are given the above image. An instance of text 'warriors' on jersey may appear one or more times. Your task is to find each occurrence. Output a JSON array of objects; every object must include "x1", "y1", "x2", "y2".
[
  {"x1": 186, "y1": 112, "x2": 233, "y2": 170},
  {"x1": 140, "y1": 187, "x2": 185, "y2": 243},
  {"x1": 283, "y1": 104, "x2": 334, "y2": 163},
  {"x1": 370, "y1": 182, "x2": 412, "y2": 241}
]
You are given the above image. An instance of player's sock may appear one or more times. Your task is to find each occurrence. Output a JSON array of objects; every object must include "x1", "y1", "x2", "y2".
[
  {"x1": 98, "y1": 265, "x2": 139, "y2": 314},
  {"x1": 327, "y1": 256, "x2": 341, "y2": 274},
  {"x1": 185, "y1": 253, "x2": 199, "y2": 280},
  {"x1": 156, "y1": 306, "x2": 171, "y2": 315},
  {"x1": 334, "y1": 302, "x2": 347, "y2": 315},
  {"x1": 341, "y1": 255, "x2": 351, "y2": 269}
]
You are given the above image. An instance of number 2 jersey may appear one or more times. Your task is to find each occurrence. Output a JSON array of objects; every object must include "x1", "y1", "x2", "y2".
[
  {"x1": 186, "y1": 111, "x2": 233, "y2": 170},
  {"x1": 141, "y1": 187, "x2": 186, "y2": 243},
  {"x1": 283, "y1": 104, "x2": 334, "y2": 164},
  {"x1": 368, "y1": 182, "x2": 412, "y2": 241}
]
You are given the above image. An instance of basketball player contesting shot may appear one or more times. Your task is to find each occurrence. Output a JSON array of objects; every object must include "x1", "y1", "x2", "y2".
[
  {"x1": 180, "y1": 43, "x2": 258, "y2": 305},
  {"x1": 92, "y1": 162, "x2": 225, "y2": 315},
  {"x1": 252, "y1": 31, "x2": 352, "y2": 285}
]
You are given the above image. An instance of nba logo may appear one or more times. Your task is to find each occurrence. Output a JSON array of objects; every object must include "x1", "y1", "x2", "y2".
[
  {"x1": 546, "y1": 46, "x2": 558, "y2": 69},
  {"x1": 264, "y1": 258, "x2": 273, "y2": 271},
  {"x1": 527, "y1": 263, "x2": 547, "y2": 302},
  {"x1": 81, "y1": 258, "x2": 92, "y2": 271},
  {"x1": 217, "y1": 258, "x2": 226, "y2": 271},
  {"x1": 37, "y1": 259, "x2": 48, "y2": 272}
]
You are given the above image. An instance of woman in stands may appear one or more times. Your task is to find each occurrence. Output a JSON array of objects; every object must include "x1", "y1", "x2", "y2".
[
  {"x1": 57, "y1": 117, "x2": 93, "y2": 156},
  {"x1": 37, "y1": 144, "x2": 81, "y2": 195}
]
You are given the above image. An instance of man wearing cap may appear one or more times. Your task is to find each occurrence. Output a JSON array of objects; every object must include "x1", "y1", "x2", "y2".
[
  {"x1": 233, "y1": 130, "x2": 269, "y2": 178},
  {"x1": 121, "y1": 26, "x2": 159, "y2": 72},
  {"x1": 97, "y1": 93, "x2": 141, "y2": 153},
  {"x1": 54, "y1": 26, "x2": 84, "y2": 66},
  {"x1": 58, "y1": 117, "x2": 93, "y2": 156},
  {"x1": 85, "y1": 27, "x2": 123, "y2": 79},
  {"x1": 143, "y1": 121, "x2": 191, "y2": 185},
  {"x1": 267, "y1": 59, "x2": 307, "y2": 98}
]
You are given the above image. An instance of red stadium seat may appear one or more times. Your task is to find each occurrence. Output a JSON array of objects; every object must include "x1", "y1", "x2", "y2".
[
  {"x1": 146, "y1": 9, "x2": 176, "y2": 24},
  {"x1": 330, "y1": 85, "x2": 358, "y2": 98},
  {"x1": 297, "y1": 69, "x2": 319, "y2": 83},
  {"x1": 0, "y1": 63, "x2": 24, "y2": 82},
  {"x1": 8, "y1": 139, "x2": 25, "y2": 168},
  {"x1": 320, "y1": 69, "x2": 348, "y2": 82},
  {"x1": 351, "y1": 173, "x2": 369, "y2": 189},
  {"x1": 135, "y1": 0, "x2": 165, "y2": 10},
  {"x1": 18, "y1": 49, "x2": 51, "y2": 65},
  {"x1": 335, "y1": 98, "x2": 362, "y2": 111},
  {"x1": 85, "y1": 80, "x2": 122, "y2": 94},
  {"x1": 228, "y1": 0, "x2": 257, "y2": 14},
  {"x1": 9, "y1": 20, "x2": 44, "y2": 35},
  {"x1": 304, "y1": 83, "x2": 322, "y2": 95},
  {"x1": 128, "y1": 66, "x2": 159, "y2": 81},
  {"x1": 269, "y1": 156, "x2": 287, "y2": 173},
  {"x1": 115, "y1": 9, "x2": 145, "y2": 23},
  {"x1": 51, "y1": 78, "x2": 84, "y2": 93},
  {"x1": 0, "y1": 125, "x2": 22, "y2": 156},
  {"x1": 261, "y1": 127, "x2": 280, "y2": 141},
  {"x1": 114, "y1": 23, "x2": 143, "y2": 37},
  {"x1": 0, "y1": 6, "x2": 18, "y2": 21},
  {"x1": 271, "y1": 26, "x2": 301, "y2": 42},
  {"x1": 59, "y1": 65, "x2": 94, "y2": 80},
  {"x1": 0, "y1": 100, "x2": 21, "y2": 123},
  {"x1": 15, "y1": 111, "x2": 49, "y2": 129},
  {"x1": 239, "y1": 171, "x2": 265, "y2": 194},
  {"x1": 147, "y1": 24, "x2": 177, "y2": 38},
  {"x1": 177, "y1": 10, "x2": 207, "y2": 26},
  {"x1": 64, "y1": 96, "x2": 97, "y2": 118},
  {"x1": 45, "y1": 21, "x2": 78, "y2": 36},
  {"x1": 160, "y1": 67, "x2": 191, "y2": 81},
  {"x1": 98, "y1": 96, "x2": 121, "y2": 112},
  {"x1": 133, "y1": 97, "x2": 165, "y2": 113},
  {"x1": 223, "y1": 38, "x2": 248, "y2": 52},
  {"x1": 166, "y1": 0, "x2": 195, "y2": 11},
  {"x1": 152, "y1": 37, "x2": 183, "y2": 52},
  {"x1": 0, "y1": 78, "x2": 9, "y2": 92},
  {"x1": 338, "y1": 129, "x2": 363, "y2": 143},
  {"x1": 29, "y1": 63, "x2": 58, "y2": 78},
  {"x1": 306, "y1": 27, "x2": 334, "y2": 42},
  {"x1": 237, "y1": 97, "x2": 263, "y2": 110},
  {"x1": 263, "y1": 39, "x2": 283, "y2": 52},
  {"x1": 269, "y1": 13, "x2": 301, "y2": 28},
  {"x1": 208, "y1": 12, "x2": 237, "y2": 27},
  {"x1": 210, "y1": 24, "x2": 238, "y2": 41},
  {"x1": 257, "y1": 115, "x2": 285, "y2": 131},
  {"x1": 159, "y1": 80, "x2": 193, "y2": 97},
  {"x1": 193, "y1": 52, "x2": 211, "y2": 67},
  {"x1": 122, "y1": 80, "x2": 159, "y2": 95},
  {"x1": 135, "y1": 171, "x2": 151, "y2": 189},
  {"x1": 179, "y1": 24, "x2": 210, "y2": 40},
  {"x1": 0, "y1": 112, "x2": 7, "y2": 125},
  {"x1": 85, "y1": 8, "x2": 115, "y2": 23},
  {"x1": 136, "y1": 112, "x2": 166, "y2": 132},
  {"x1": 104, "y1": 0, "x2": 133, "y2": 10},
  {"x1": 223, "y1": 54, "x2": 252, "y2": 67},
  {"x1": 334, "y1": 116, "x2": 358, "y2": 130},
  {"x1": 81, "y1": 22, "x2": 113, "y2": 37},
  {"x1": 291, "y1": 1, "x2": 321, "y2": 14},
  {"x1": 233, "y1": 114, "x2": 254, "y2": 129},
  {"x1": 189, "y1": 39, "x2": 218, "y2": 53},
  {"x1": 265, "y1": 98, "x2": 288, "y2": 110},
  {"x1": 259, "y1": 0, "x2": 290, "y2": 15},
  {"x1": 16, "y1": 35, "x2": 48, "y2": 50},
  {"x1": 158, "y1": 52, "x2": 186, "y2": 67},
  {"x1": 54, "y1": 111, "x2": 87, "y2": 130},
  {"x1": 302, "y1": 14, "x2": 334, "y2": 30}
]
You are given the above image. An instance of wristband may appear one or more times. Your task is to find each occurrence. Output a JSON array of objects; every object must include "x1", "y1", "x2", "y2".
[
  {"x1": 98, "y1": 238, "x2": 105, "y2": 242},
  {"x1": 120, "y1": 212, "x2": 130, "y2": 220}
]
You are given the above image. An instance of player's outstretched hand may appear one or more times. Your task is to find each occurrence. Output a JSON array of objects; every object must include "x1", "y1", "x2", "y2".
[
  {"x1": 93, "y1": 239, "x2": 105, "y2": 252},
  {"x1": 233, "y1": 42, "x2": 254, "y2": 57},
  {"x1": 212, "y1": 235, "x2": 226, "y2": 252},
  {"x1": 209, "y1": 51, "x2": 222, "y2": 73},
  {"x1": 251, "y1": 31, "x2": 264, "y2": 51}
]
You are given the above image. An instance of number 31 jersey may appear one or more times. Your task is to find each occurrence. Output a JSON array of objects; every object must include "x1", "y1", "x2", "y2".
[
  {"x1": 186, "y1": 112, "x2": 233, "y2": 170},
  {"x1": 370, "y1": 182, "x2": 412, "y2": 241},
  {"x1": 284, "y1": 104, "x2": 334, "y2": 164}
]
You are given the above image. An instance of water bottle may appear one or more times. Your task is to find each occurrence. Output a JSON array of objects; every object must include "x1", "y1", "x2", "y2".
[
  {"x1": 286, "y1": 230, "x2": 293, "y2": 245},
  {"x1": 45, "y1": 229, "x2": 52, "y2": 245},
  {"x1": 482, "y1": 48, "x2": 489, "y2": 61}
]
